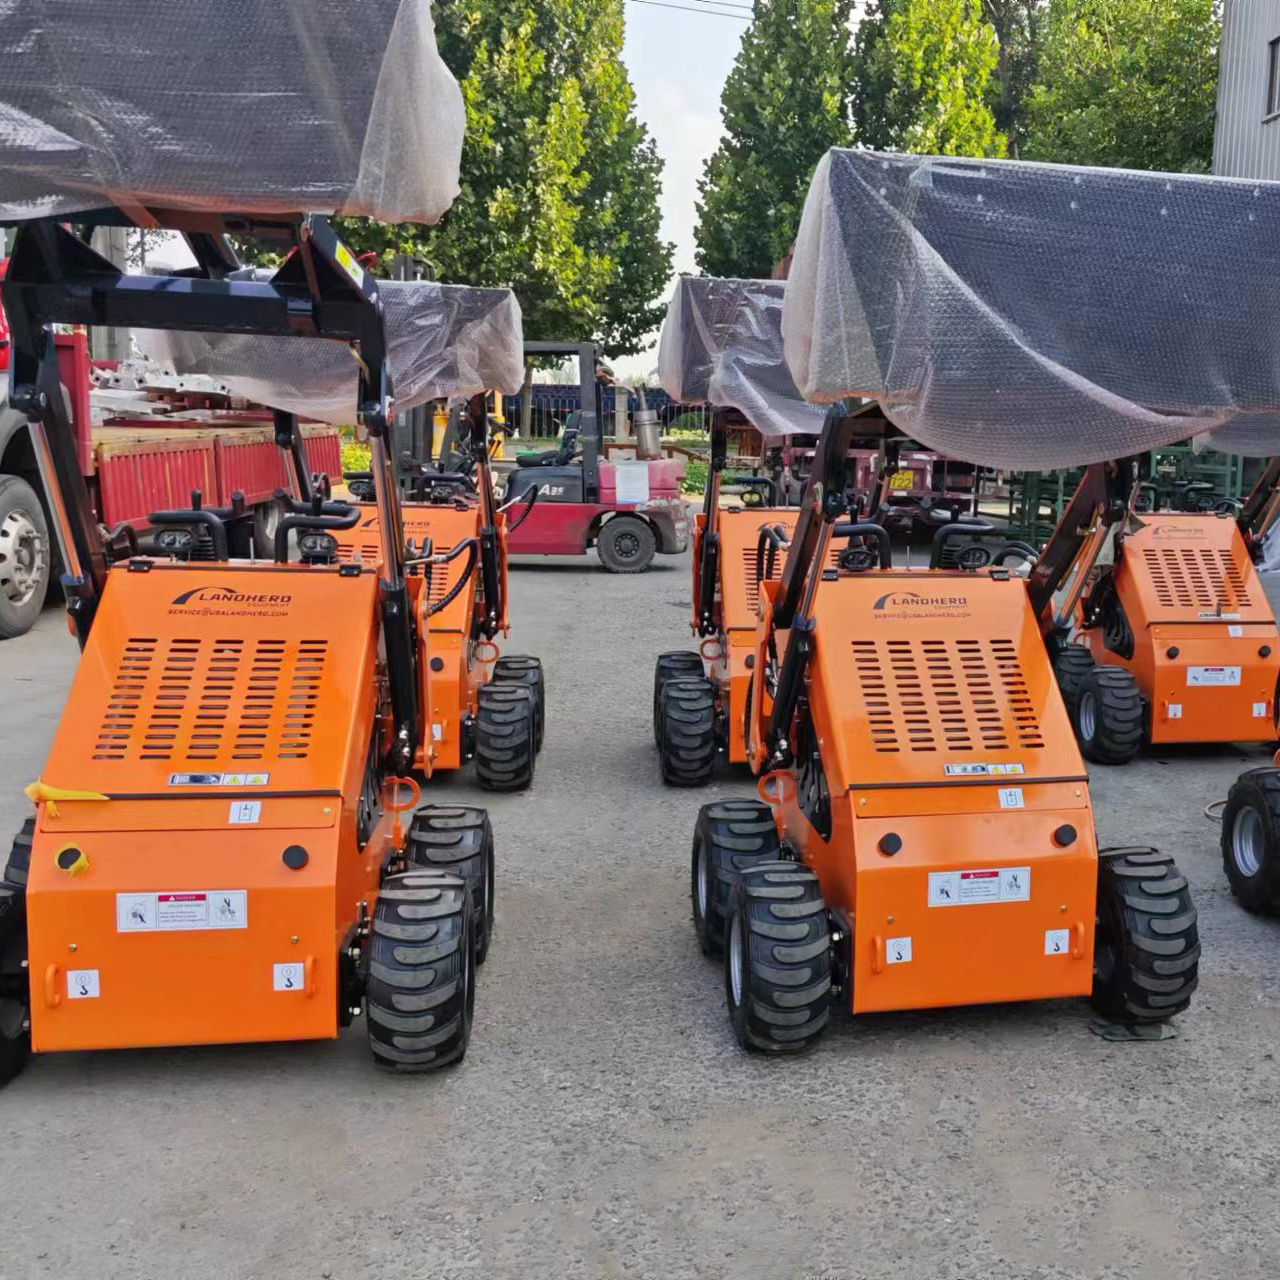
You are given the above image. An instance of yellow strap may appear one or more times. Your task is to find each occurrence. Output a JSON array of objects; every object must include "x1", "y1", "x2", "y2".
[{"x1": 25, "y1": 780, "x2": 110, "y2": 819}]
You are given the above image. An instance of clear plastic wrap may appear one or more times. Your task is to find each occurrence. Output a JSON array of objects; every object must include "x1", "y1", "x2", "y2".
[
  {"x1": 784, "y1": 150, "x2": 1280, "y2": 469},
  {"x1": 657, "y1": 276, "x2": 827, "y2": 439},
  {"x1": 0, "y1": 0, "x2": 463, "y2": 224},
  {"x1": 141, "y1": 279, "x2": 524, "y2": 422}
]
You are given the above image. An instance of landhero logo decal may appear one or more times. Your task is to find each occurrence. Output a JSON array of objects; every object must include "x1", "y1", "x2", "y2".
[
  {"x1": 1151, "y1": 524, "x2": 1207, "y2": 539},
  {"x1": 170, "y1": 585, "x2": 292, "y2": 616},
  {"x1": 872, "y1": 590, "x2": 971, "y2": 619}
]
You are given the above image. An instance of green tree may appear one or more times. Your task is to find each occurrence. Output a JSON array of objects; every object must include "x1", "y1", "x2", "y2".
[
  {"x1": 980, "y1": 1, "x2": 1044, "y2": 155},
  {"x1": 855, "y1": 0, "x2": 1008, "y2": 157},
  {"x1": 1023, "y1": 0, "x2": 1220, "y2": 173},
  {"x1": 338, "y1": 0, "x2": 672, "y2": 354},
  {"x1": 694, "y1": 0, "x2": 856, "y2": 279}
]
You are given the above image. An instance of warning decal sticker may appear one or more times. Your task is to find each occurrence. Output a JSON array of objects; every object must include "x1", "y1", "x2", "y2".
[
  {"x1": 117, "y1": 891, "x2": 248, "y2": 933},
  {"x1": 1187, "y1": 666, "x2": 1241, "y2": 687},
  {"x1": 928, "y1": 867, "x2": 1031, "y2": 908}
]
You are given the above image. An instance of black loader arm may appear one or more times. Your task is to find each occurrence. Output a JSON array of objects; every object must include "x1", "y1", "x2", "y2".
[
  {"x1": 695, "y1": 408, "x2": 728, "y2": 636},
  {"x1": 1027, "y1": 460, "x2": 1135, "y2": 636},
  {"x1": 1238, "y1": 457, "x2": 1280, "y2": 558}
]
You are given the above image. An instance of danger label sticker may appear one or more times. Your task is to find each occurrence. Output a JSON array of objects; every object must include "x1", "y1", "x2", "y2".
[
  {"x1": 117, "y1": 891, "x2": 248, "y2": 933},
  {"x1": 1187, "y1": 666, "x2": 1241, "y2": 687},
  {"x1": 929, "y1": 867, "x2": 1031, "y2": 907}
]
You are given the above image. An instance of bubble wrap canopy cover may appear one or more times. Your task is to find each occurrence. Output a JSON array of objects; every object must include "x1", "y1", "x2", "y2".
[
  {"x1": 784, "y1": 150, "x2": 1280, "y2": 469},
  {"x1": 143, "y1": 279, "x2": 524, "y2": 423},
  {"x1": 657, "y1": 276, "x2": 826, "y2": 439},
  {"x1": 0, "y1": 0, "x2": 464, "y2": 224}
]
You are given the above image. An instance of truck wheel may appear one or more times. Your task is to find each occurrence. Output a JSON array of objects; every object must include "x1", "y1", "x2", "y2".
[
  {"x1": 475, "y1": 684, "x2": 536, "y2": 792},
  {"x1": 658, "y1": 676, "x2": 717, "y2": 787},
  {"x1": 653, "y1": 652, "x2": 702, "y2": 748},
  {"x1": 1092, "y1": 848, "x2": 1199, "y2": 1023},
  {"x1": 407, "y1": 806, "x2": 496, "y2": 964},
  {"x1": 597, "y1": 515, "x2": 656, "y2": 573},
  {"x1": 367, "y1": 871, "x2": 475, "y2": 1072},
  {"x1": 492, "y1": 655, "x2": 545, "y2": 753},
  {"x1": 1053, "y1": 645, "x2": 1095, "y2": 717},
  {"x1": 692, "y1": 799, "x2": 781, "y2": 956},
  {"x1": 1074, "y1": 665, "x2": 1144, "y2": 764},
  {"x1": 724, "y1": 861, "x2": 831, "y2": 1054},
  {"x1": 0, "y1": 476, "x2": 49, "y2": 639},
  {"x1": 1221, "y1": 769, "x2": 1280, "y2": 915},
  {"x1": 0, "y1": 884, "x2": 30, "y2": 1086}
]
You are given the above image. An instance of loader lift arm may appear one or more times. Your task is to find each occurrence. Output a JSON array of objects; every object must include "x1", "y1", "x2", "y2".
[
  {"x1": 1238, "y1": 457, "x2": 1280, "y2": 558},
  {"x1": 762, "y1": 403, "x2": 860, "y2": 765},
  {"x1": 1, "y1": 209, "x2": 421, "y2": 769},
  {"x1": 1026, "y1": 460, "x2": 1139, "y2": 642},
  {"x1": 694, "y1": 408, "x2": 728, "y2": 637}
]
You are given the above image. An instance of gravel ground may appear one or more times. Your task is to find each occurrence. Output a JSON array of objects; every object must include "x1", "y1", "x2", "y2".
[{"x1": 2, "y1": 551, "x2": 1280, "y2": 1280}]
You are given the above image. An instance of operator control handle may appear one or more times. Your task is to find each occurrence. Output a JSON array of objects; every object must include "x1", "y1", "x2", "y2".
[
  {"x1": 832, "y1": 521, "x2": 892, "y2": 569},
  {"x1": 273, "y1": 503, "x2": 360, "y2": 563}
]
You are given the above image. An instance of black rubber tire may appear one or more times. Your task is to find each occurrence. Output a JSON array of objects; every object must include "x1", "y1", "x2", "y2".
[
  {"x1": 691, "y1": 799, "x2": 782, "y2": 956},
  {"x1": 1054, "y1": 645, "x2": 1095, "y2": 717},
  {"x1": 3, "y1": 818, "x2": 32, "y2": 889},
  {"x1": 658, "y1": 676, "x2": 717, "y2": 787},
  {"x1": 492, "y1": 655, "x2": 545, "y2": 753},
  {"x1": 367, "y1": 870, "x2": 475, "y2": 1072},
  {"x1": 1221, "y1": 768, "x2": 1280, "y2": 915},
  {"x1": 0, "y1": 475, "x2": 50, "y2": 640},
  {"x1": 1092, "y1": 847, "x2": 1200, "y2": 1024},
  {"x1": 653, "y1": 651, "x2": 703, "y2": 748},
  {"x1": 407, "y1": 806, "x2": 496, "y2": 964},
  {"x1": 475, "y1": 684, "x2": 536, "y2": 792},
  {"x1": 597, "y1": 515, "x2": 656, "y2": 574},
  {"x1": 724, "y1": 861, "x2": 831, "y2": 1054},
  {"x1": 0, "y1": 883, "x2": 31, "y2": 1086},
  {"x1": 1074, "y1": 665, "x2": 1144, "y2": 764}
]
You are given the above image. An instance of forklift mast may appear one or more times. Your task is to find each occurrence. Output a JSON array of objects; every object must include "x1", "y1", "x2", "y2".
[
  {"x1": 522, "y1": 340, "x2": 601, "y2": 502},
  {"x1": 1, "y1": 210, "x2": 421, "y2": 767}
]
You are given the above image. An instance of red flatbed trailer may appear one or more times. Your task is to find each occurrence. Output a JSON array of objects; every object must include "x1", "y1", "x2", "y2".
[{"x1": 0, "y1": 286, "x2": 340, "y2": 637}]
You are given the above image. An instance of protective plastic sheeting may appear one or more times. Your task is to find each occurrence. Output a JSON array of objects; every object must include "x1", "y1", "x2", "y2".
[
  {"x1": 784, "y1": 149, "x2": 1280, "y2": 469},
  {"x1": 658, "y1": 276, "x2": 827, "y2": 439},
  {"x1": 143, "y1": 278, "x2": 524, "y2": 423},
  {"x1": 0, "y1": 0, "x2": 464, "y2": 224}
]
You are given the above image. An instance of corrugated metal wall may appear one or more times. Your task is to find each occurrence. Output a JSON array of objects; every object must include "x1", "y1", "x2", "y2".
[{"x1": 1214, "y1": 0, "x2": 1280, "y2": 177}]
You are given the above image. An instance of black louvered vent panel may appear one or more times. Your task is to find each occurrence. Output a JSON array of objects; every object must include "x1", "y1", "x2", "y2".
[{"x1": 850, "y1": 638, "x2": 1046, "y2": 754}]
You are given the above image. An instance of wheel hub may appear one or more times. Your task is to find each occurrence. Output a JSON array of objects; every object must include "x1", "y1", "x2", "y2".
[
  {"x1": 696, "y1": 843, "x2": 709, "y2": 919},
  {"x1": 0, "y1": 508, "x2": 46, "y2": 607},
  {"x1": 1079, "y1": 689, "x2": 1097, "y2": 741},
  {"x1": 615, "y1": 531, "x2": 639, "y2": 558},
  {"x1": 1232, "y1": 804, "x2": 1265, "y2": 879},
  {"x1": 729, "y1": 912, "x2": 744, "y2": 1007}
]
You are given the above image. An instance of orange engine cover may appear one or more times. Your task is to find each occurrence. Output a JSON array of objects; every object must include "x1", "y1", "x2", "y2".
[
  {"x1": 1080, "y1": 514, "x2": 1280, "y2": 744},
  {"x1": 25, "y1": 560, "x2": 386, "y2": 1052},
  {"x1": 777, "y1": 567, "x2": 1098, "y2": 1014}
]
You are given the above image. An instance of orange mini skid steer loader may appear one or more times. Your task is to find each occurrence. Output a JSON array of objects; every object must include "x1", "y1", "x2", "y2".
[
  {"x1": 0, "y1": 212, "x2": 494, "y2": 1084},
  {"x1": 1038, "y1": 460, "x2": 1280, "y2": 764},
  {"x1": 690, "y1": 409, "x2": 1200, "y2": 1055},
  {"x1": 341, "y1": 395, "x2": 545, "y2": 791},
  {"x1": 655, "y1": 403, "x2": 902, "y2": 786}
]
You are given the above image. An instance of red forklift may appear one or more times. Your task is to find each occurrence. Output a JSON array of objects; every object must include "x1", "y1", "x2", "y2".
[{"x1": 501, "y1": 342, "x2": 689, "y2": 572}]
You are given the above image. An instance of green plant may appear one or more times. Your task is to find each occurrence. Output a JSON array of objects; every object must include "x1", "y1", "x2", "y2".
[{"x1": 682, "y1": 460, "x2": 709, "y2": 495}]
